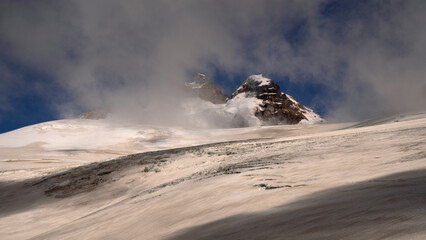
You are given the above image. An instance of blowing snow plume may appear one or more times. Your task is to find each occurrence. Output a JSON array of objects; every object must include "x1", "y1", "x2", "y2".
[{"x1": 0, "y1": 0, "x2": 425, "y2": 127}]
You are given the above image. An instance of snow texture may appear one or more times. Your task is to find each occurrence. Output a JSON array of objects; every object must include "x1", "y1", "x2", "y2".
[
  {"x1": 1, "y1": 112, "x2": 426, "y2": 239},
  {"x1": 286, "y1": 94, "x2": 323, "y2": 124},
  {"x1": 250, "y1": 74, "x2": 271, "y2": 86}
]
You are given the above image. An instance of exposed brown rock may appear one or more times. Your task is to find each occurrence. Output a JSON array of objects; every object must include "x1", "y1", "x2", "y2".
[
  {"x1": 231, "y1": 75, "x2": 318, "y2": 124},
  {"x1": 185, "y1": 73, "x2": 228, "y2": 104},
  {"x1": 77, "y1": 110, "x2": 108, "y2": 120}
]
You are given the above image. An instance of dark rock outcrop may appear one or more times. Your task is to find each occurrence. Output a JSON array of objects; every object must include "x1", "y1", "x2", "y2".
[
  {"x1": 230, "y1": 74, "x2": 322, "y2": 124},
  {"x1": 185, "y1": 73, "x2": 228, "y2": 104},
  {"x1": 77, "y1": 110, "x2": 108, "y2": 120}
]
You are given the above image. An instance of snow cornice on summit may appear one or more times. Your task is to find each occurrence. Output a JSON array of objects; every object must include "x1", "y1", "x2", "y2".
[{"x1": 249, "y1": 74, "x2": 271, "y2": 87}]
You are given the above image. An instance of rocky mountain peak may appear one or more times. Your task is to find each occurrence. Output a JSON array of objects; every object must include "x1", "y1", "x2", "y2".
[
  {"x1": 230, "y1": 74, "x2": 323, "y2": 124},
  {"x1": 193, "y1": 73, "x2": 214, "y2": 84},
  {"x1": 231, "y1": 74, "x2": 276, "y2": 98},
  {"x1": 77, "y1": 73, "x2": 322, "y2": 126},
  {"x1": 185, "y1": 73, "x2": 228, "y2": 104}
]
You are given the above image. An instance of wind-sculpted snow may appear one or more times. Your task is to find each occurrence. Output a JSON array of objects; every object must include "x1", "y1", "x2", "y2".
[
  {"x1": 169, "y1": 169, "x2": 426, "y2": 240},
  {"x1": 0, "y1": 112, "x2": 425, "y2": 239}
]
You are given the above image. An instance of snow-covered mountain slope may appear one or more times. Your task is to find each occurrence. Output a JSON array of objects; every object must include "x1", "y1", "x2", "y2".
[
  {"x1": 231, "y1": 74, "x2": 324, "y2": 125},
  {"x1": 286, "y1": 94, "x2": 323, "y2": 124},
  {"x1": 1, "y1": 118, "x2": 341, "y2": 180},
  {"x1": 224, "y1": 92, "x2": 264, "y2": 127},
  {"x1": 1, "y1": 112, "x2": 425, "y2": 239}
]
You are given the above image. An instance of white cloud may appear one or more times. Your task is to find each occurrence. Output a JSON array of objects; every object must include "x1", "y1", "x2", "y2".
[{"x1": 0, "y1": 0, "x2": 424, "y2": 123}]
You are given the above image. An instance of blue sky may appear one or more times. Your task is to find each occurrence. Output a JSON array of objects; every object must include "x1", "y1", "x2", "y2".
[{"x1": 0, "y1": 0, "x2": 425, "y2": 133}]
